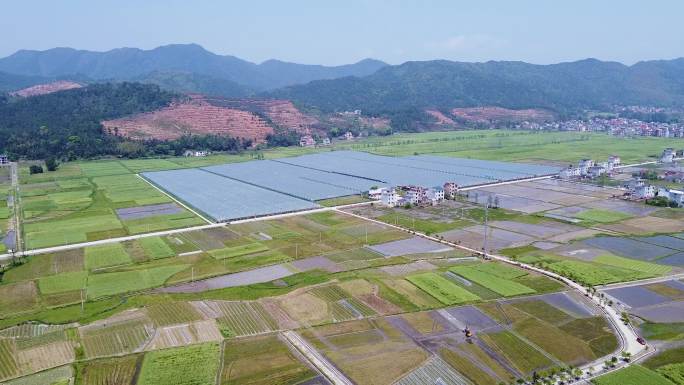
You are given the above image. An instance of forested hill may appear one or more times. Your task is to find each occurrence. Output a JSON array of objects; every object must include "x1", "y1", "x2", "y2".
[
  {"x1": 0, "y1": 83, "x2": 177, "y2": 159},
  {"x1": 267, "y1": 58, "x2": 684, "y2": 114}
]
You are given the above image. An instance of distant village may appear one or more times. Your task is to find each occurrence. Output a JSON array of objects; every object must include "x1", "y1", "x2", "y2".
[
  {"x1": 298, "y1": 131, "x2": 354, "y2": 147},
  {"x1": 558, "y1": 148, "x2": 684, "y2": 207},
  {"x1": 518, "y1": 117, "x2": 684, "y2": 138}
]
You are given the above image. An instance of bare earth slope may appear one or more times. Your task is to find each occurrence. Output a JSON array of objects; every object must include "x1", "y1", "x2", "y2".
[
  {"x1": 101, "y1": 96, "x2": 275, "y2": 142},
  {"x1": 10, "y1": 80, "x2": 82, "y2": 97}
]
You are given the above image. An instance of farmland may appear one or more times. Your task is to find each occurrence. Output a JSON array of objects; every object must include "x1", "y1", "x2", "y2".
[
  {"x1": 76, "y1": 354, "x2": 140, "y2": 385},
  {"x1": 1, "y1": 131, "x2": 679, "y2": 384},
  {"x1": 220, "y1": 335, "x2": 316, "y2": 385},
  {"x1": 592, "y1": 365, "x2": 674, "y2": 385},
  {"x1": 449, "y1": 264, "x2": 536, "y2": 297},
  {"x1": 136, "y1": 343, "x2": 220, "y2": 385},
  {"x1": 19, "y1": 168, "x2": 204, "y2": 249},
  {"x1": 406, "y1": 272, "x2": 480, "y2": 305}
]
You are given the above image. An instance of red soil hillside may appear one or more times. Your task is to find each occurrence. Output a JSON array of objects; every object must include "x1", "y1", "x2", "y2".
[
  {"x1": 204, "y1": 98, "x2": 317, "y2": 131},
  {"x1": 425, "y1": 109, "x2": 455, "y2": 125},
  {"x1": 451, "y1": 106, "x2": 554, "y2": 123},
  {"x1": 102, "y1": 96, "x2": 274, "y2": 142},
  {"x1": 10, "y1": 80, "x2": 83, "y2": 97}
]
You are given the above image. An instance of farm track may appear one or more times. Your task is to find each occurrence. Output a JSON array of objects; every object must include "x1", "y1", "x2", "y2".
[{"x1": 282, "y1": 330, "x2": 354, "y2": 385}]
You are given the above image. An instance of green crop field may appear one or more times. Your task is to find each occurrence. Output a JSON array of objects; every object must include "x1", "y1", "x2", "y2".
[
  {"x1": 38, "y1": 271, "x2": 87, "y2": 294},
  {"x1": 20, "y1": 164, "x2": 202, "y2": 249},
  {"x1": 84, "y1": 243, "x2": 132, "y2": 270},
  {"x1": 575, "y1": 209, "x2": 633, "y2": 224},
  {"x1": 545, "y1": 260, "x2": 651, "y2": 286},
  {"x1": 481, "y1": 331, "x2": 553, "y2": 375},
  {"x1": 4, "y1": 365, "x2": 73, "y2": 385},
  {"x1": 138, "y1": 236, "x2": 175, "y2": 259},
  {"x1": 657, "y1": 363, "x2": 684, "y2": 385},
  {"x1": 377, "y1": 212, "x2": 467, "y2": 234},
  {"x1": 514, "y1": 317, "x2": 595, "y2": 364},
  {"x1": 77, "y1": 354, "x2": 139, "y2": 385},
  {"x1": 407, "y1": 272, "x2": 480, "y2": 305},
  {"x1": 317, "y1": 195, "x2": 370, "y2": 207},
  {"x1": 214, "y1": 301, "x2": 277, "y2": 337},
  {"x1": 220, "y1": 335, "x2": 316, "y2": 385},
  {"x1": 470, "y1": 263, "x2": 529, "y2": 279},
  {"x1": 146, "y1": 302, "x2": 202, "y2": 327},
  {"x1": 208, "y1": 242, "x2": 269, "y2": 260},
  {"x1": 449, "y1": 266, "x2": 535, "y2": 297},
  {"x1": 80, "y1": 320, "x2": 152, "y2": 358},
  {"x1": 595, "y1": 254, "x2": 671, "y2": 275},
  {"x1": 137, "y1": 343, "x2": 220, "y2": 385},
  {"x1": 348, "y1": 131, "x2": 674, "y2": 165},
  {"x1": 592, "y1": 365, "x2": 674, "y2": 385},
  {"x1": 0, "y1": 338, "x2": 18, "y2": 381},
  {"x1": 86, "y1": 264, "x2": 188, "y2": 298}
]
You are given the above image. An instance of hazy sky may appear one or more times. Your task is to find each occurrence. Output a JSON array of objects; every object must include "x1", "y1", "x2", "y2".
[{"x1": 2, "y1": 0, "x2": 682, "y2": 65}]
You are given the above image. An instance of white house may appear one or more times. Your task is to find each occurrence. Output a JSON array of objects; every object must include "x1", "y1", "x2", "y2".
[
  {"x1": 0, "y1": 154, "x2": 8, "y2": 165},
  {"x1": 660, "y1": 148, "x2": 675, "y2": 163},
  {"x1": 658, "y1": 187, "x2": 684, "y2": 206},
  {"x1": 608, "y1": 155, "x2": 621, "y2": 168},
  {"x1": 426, "y1": 187, "x2": 445, "y2": 205},
  {"x1": 587, "y1": 165, "x2": 607, "y2": 179},
  {"x1": 443, "y1": 182, "x2": 459, "y2": 199},
  {"x1": 559, "y1": 166, "x2": 581, "y2": 179},
  {"x1": 578, "y1": 159, "x2": 595, "y2": 175},
  {"x1": 183, "y1": 150, "x2": 209, "y2": 157},
  {"x1": 344, "y1": 131, "x2": 354, "y2": 141},
  {"x1": 380, "y1": 189, "x2": 400, "y2": 207},
  {"x1": 634, "y1": 185, "x2": 656, "y2": 199},
  {"x1": 368, "y1": 187, "x2": 387, "y2": 200},
  {"x1": 321, "y1": 137, "x2": 331, "y2": 146},
  {"x1": 671, "y1": 190, "x2": 684, "y2": 207},
  {"x1": 299, "y1": 135, "x2": 316, "y2": 147}
]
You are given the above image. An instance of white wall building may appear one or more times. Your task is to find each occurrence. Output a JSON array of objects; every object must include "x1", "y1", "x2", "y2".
[
  {"x1": 380, "y1": 189, "x2": 400, "y2": 207},
  {"x1": 660, "y1": 148, "x2": 675, "y2": 163}
]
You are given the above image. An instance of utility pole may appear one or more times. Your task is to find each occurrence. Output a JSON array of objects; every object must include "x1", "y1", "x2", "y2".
[{"x1": 482, "y1": 202, "x2": 489, "y2": 258}]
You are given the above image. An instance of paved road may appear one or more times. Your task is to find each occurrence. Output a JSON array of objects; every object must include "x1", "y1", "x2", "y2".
[
  {"x1": 9, "y1": 162, "x2": 21, "y2": 252},
  {"x1": 335, "y1": 207, "x2": 649, "y2": 383},
  {"x1": 282, "y1": 331, "x2": 354, "y2": 385}
]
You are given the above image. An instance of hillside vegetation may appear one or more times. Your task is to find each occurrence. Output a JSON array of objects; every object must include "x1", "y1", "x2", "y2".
[{"x1": 269, "y1": 58, "x2": 684, "y2": 113}]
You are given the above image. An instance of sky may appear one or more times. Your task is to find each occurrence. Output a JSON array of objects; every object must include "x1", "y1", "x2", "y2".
[{"x1": 2, "y1": 0, "x2": 683, "y2": 66}]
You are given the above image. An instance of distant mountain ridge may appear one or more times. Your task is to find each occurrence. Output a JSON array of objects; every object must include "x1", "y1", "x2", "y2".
[
  {"x1": 0, "y1": 44, "x2": 387, "y2": 91},
  {"x1": 268, "y1": 58, "x2": 684, "y2": 113}
]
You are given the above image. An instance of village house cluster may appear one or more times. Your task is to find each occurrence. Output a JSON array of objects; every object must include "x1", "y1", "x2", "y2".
[
  {"x1": 518, "y1": 118, "x2": 684, "y2": 138},
  {"x1": 299, "y1": 131, "x2": 354, "y2": 147},
  {"x1": 371, "y1": 182, "x2": 459, "y2": 207},
  {"x1": 622, "y1": 149, "x2": 684, "y2": 206},
  {"x1": 558, "y1": 155, "x2": 622, "y2": 180}
]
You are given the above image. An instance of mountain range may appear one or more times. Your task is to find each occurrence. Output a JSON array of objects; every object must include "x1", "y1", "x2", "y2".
[
  {"x1": 1, "y1": 44, "x2": 684, "y2": 114},
  {"x1": 269, "y1": 58, "x2": 684, "y2": 113},
  {"x1": 0, "y1": 44, "x2": 387, "y2": 92}
]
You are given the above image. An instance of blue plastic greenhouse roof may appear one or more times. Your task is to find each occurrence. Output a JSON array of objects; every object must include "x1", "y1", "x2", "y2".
[
  {"x1": 142, "y1": 168, "x2": 318, "y2": 222},
  {"x1": 142, "y1": 151, "x2": 561, "y2": 222}
]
